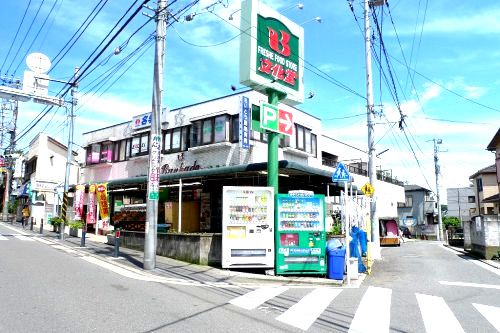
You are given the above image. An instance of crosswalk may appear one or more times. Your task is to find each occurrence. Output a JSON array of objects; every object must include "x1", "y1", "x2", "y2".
[
  {"x1": 228, "y1": 286, "x2": 500, "y2": 332},
  {"x1": 0, "y1": 233, "x2": 35, "y2": 241}
]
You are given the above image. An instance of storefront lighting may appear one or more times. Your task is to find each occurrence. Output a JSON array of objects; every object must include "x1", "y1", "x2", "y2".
[{"x1": 108, "y1": 187, "x2": 139, "y2": 193}]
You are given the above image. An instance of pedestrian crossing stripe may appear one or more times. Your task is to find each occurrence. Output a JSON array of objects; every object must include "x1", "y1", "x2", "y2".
[
  {"x1": 473, "y1": 303, "x2": 500, "y2": 331},
  {"x1": 228, "y1": 287, "x2": 500, "y2": 332}
]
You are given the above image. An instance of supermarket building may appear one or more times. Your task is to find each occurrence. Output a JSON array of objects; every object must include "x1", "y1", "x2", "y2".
[{"x1": 81, "y1": 90, "x2": 404, "y2": 264}]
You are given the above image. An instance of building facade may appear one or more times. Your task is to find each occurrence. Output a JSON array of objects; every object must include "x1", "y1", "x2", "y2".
[
  {"x1": 446, "y1": 186, "x2": 476, "y2": 225},
  {"x1": 80, "y1": 90, "x2": 405, "y2": 236},
  {"x1": 397, "y1": 185, "x2": 438, "y2": 238}
]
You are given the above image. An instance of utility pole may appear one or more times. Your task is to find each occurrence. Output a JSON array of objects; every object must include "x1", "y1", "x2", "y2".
[
  {"x1": 2, "y1": 98, "x2": 18, "y2": 222},
  {"x1": 433, "y1": 138, "x2": 443, "y2": 241},
  {"x1": 144, "y1": 0, "x2": 166, "y2": 270},
  {"x1": 364, "y1": 0, "x2": 383, "y2": 258},
  {"x1": 61, "y1": 68, "x2": 78, "y2": 240}
]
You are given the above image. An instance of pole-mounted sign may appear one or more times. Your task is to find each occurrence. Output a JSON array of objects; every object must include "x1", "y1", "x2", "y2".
[
  {"x1": 260, "y1": 102, "x2": 294, "y2": 136},
  {"x1": 240, "y1": 0, "x2": 304, "y2": 105}
]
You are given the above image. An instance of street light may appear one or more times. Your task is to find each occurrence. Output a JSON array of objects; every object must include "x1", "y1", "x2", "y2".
[{"x1": 300, "y1": 16, "x2": 322, "y2": 25}]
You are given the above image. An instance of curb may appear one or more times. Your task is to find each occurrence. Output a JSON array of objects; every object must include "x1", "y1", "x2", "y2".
[{"x1": 443, "y1": 243, "x2": 500, "y2": 270}]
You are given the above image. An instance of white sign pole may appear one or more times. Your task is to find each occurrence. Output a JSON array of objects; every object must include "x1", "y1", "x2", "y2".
[{"x1": 345, "y1": 181, "x2": 350, "y2": 286}]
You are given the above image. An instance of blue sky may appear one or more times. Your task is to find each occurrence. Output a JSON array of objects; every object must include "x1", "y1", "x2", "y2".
[{"x1": 0, "y1": 0, "x2": 499, "y2": 202}]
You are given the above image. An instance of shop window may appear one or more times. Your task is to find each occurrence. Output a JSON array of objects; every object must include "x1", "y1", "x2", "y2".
[{"x1": 131, "y1": 132, "x2": 149, "y2": 157}]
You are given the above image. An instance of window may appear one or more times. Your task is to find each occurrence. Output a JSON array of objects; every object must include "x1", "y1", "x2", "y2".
[
  {"x1": 468, "y1": 196, "x2": 475, "y2": 203},
  {"x1": 113, "y1": 139, "x2": 131, "y2": 162},
  {"x1": 164, "y1": 126, "x2": 190, "y2": 153},
  {"x1": 86, "y1": 144, "x2": 101, "y2": 165},
  {"x1": 190, "y1": 121, "x2": 201, "y2": 147},
  {"x1": 214, "y1": 115, "x2": 228, "y2": 143},
  {"x1": 131, "y1": 132, "x2": 149, "y2": 157},
  {"x1": 476, "y1": 178, "x2": 483, "y2": 192},
  {"x1": 100, "y1": 142, "x2": 113, "y2": 163},
  {"x1": 202, "y1": 119, "x2": 213, "y2": 144},
  {"x1": 405, "y1": 195, "x2": 413, "y2": 207},
  {"x1": 231, "y1": 115, "x2": 239, "y2": 142},
  {"x1": 294, "y1": 124, "x2": 317, "y2": 155}
]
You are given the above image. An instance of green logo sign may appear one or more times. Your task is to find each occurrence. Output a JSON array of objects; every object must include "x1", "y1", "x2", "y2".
[{"x1": 256, "y1": 15, "x2": 300, "y2": 92}]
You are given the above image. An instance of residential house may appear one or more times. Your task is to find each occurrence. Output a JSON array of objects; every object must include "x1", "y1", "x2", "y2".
[
  {"x1": 397, "y1": 184, "x2": 438, "y2": 238},
  {"x1": 446, "y1": 186, "x2": 476, "y2": 225},
  {"x1": 464, "y1": 127, "x2": 500, "y2": 258}
]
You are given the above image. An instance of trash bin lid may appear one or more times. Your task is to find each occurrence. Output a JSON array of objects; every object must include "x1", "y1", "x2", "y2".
[{"x1": 327, "y1": 239, "x2": 342, "y2": 251}]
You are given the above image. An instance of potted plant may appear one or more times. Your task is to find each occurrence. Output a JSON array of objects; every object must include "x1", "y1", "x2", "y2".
[
  {"x1": 68, "y1": 220, "x2": 84, "y2": 237},
  {"x1": 49, "y1": 216, "x2": 63, "y2": 233}
]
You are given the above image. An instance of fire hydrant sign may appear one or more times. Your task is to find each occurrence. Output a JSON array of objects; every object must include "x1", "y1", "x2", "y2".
[{"x1": 260, "y1": 102, "x2": 294, "y2": 136}]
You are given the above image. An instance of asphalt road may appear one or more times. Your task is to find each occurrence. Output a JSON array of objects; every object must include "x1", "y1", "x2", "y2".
[{"x1": 1, "y1": 223, "x2": 499, "y2": 332}]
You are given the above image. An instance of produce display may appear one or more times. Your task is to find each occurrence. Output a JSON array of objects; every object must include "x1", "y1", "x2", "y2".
[{"x1": 112, "y1": 207, "x2": 146, "y2": 231}]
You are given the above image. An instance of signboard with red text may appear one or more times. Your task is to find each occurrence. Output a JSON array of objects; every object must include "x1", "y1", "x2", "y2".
[{"x1": 240, "y1": 0, "x2": 304, "y2": 105}]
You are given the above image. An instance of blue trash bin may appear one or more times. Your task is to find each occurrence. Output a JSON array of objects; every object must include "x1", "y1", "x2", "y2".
[{"x1": 326, "y1": 241, "x2": 345, "y2": 280}]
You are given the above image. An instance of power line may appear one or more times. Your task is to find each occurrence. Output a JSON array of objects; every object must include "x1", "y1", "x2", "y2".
[
  {"x1": 4, "y1": 0, "x2": 46, "y2": 76},
  {"x1": 0, "y1": 0, "x2": 32, "y2": 75}
]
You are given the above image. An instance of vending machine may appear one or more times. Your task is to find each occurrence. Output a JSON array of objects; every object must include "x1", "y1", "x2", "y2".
[
  {"x1": 275, "y1": 191, "x2": 326, "y2": 275},
  {"x1": 222, "y1": 186, "x2": 275, "y2": 269}
]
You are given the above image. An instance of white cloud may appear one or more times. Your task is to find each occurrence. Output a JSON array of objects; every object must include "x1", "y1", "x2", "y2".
[
  {"x1": 446, "y1": 77, "x2": 487, "y2": 99},
  {"x1": 318, "y1": 63, "x2": 349, "y2": 73},
  {"x1": 77, "y1": 93, "x2": 149, "y2": 121}
]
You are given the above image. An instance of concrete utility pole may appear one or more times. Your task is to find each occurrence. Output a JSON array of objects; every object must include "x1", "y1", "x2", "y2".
[
  {"x1": 2, "y1": 99, "x2": 17, "y2": 222},
  {"x1": 433, "y1": 138, "x2": 444, "y2": 241},
  {"x1": 364, "y1": 0, "x2": 383, "y2": 258},
  {"x1": 144, "y1": 0, "x2": 167, "y2": 270},
  {"x1": 61, "y1": 68, "x2": 78, "y2": 240}
]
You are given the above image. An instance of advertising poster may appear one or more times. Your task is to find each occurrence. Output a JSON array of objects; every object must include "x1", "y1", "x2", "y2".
[
  {"x1": 74, "y1": 184, "x2": 86, "y2": 220},
  {"x1": 86, "y1": 184, "x2": 96, "y2": 225},
  {"x1": 96, "y1": 183, "x2": 109, "y2": 220}
]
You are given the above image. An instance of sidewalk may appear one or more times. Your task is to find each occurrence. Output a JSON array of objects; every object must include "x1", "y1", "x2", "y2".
[
  {"x1": 2, "y1": 221, "x2": 362, "y2": 287},
  {"x1": 444, "y1": 243, "x2": 500, "y2": 269}
]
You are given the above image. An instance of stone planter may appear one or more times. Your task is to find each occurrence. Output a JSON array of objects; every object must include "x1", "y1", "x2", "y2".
[
  {"x1": 69, "y1": 228, "x2": 83, "y2": 238},
  {"x1": 107, "y1": 234, "x2": 115, "y2": 245}
]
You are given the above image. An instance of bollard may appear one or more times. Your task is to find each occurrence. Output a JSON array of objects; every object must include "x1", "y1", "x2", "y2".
[
  {"x1": 30, "y1": 217, "x2": 34, "y2": 231},
  {"x1": 80, "y1": 222, "x2": 87, "y2": 247},
  {"x1": 114, "y1": 228, "x2": 121, "y2": 257},
  {"x1": 39, "y1": 218, "x2": 44, "y2": 234},
  {"x1": 22, "y1": 218, "x2": 25, "y2": 229}
]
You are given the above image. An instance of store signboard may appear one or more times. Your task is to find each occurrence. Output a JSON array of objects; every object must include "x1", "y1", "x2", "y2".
[
  {"x1": 148, "y1": 135, "x2": 161, "y2": 200},
  {"x1": 239, "y1": 96, "x2": 251, "y2": 149},
  {"x1": 132, "y1": 112, "x2": 152, "y2": 130},
  {"x1": 240, "y1": 0, "x2": 304, "y2": 105},
  {"x1": 96, "y1": 183, "x2": 109, "y2": 220},
  {"x1": 86, "y1": 184, "x2": 96, "y2": 225},
  {"x1": 74, "y1": 184, "x2": 86, "y2": 220}
]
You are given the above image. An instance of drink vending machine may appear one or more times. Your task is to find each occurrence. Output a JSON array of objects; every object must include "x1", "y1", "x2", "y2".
[
  {"x1": 275, "y1": 191, "x2": 326, "y2": 275},
  {"x1": 222, "y1": 186, "x2": 275, "y2": 269}
]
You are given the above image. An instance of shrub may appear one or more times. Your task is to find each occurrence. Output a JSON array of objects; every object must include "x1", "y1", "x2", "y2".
[
  {"x1": 443, "y1": 216, "x2": 460, "y2": 229},
  {"x1": 69, "y1": 220, "x2": 84, "y2": 229},
  {"x1": 50, "y1": 216, "x2": 64, "y2": 227}
]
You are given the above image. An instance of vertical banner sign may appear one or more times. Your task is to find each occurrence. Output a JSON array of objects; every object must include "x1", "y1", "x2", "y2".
[
  {"x1": 96, "y1": 183, "x2": 109, "y2": 220},
  {"x1": 74, "y1": 184, "x2": 86, "y2": 220},
  {"x1": 240, "y1": 0, "x2": 304, "y2": 105},
  {"x1": 239, "y1": 96, "x2": 251, "y2": 149},
  {"x1": 86, "y1": 184, "x2": 96, "y2": 225},
  {"x1": 148, "y1": 135, "x2": 161, "y2": 200}
]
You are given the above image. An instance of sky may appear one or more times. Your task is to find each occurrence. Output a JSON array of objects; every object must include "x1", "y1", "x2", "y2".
[{"x1": 0, "y1": 0, "x2": 499, "y2": 203}]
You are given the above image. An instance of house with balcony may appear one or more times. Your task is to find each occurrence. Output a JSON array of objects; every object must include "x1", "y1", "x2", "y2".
[
  {"x1": 79, "y1": 90, "x2": 404, "y2": 264},
  {"x1": 397, "y1": 184, "x2": 438, "y2": 239},
  {"x1": 464, "y1": 128, "x2": 500, "y2": 259}
]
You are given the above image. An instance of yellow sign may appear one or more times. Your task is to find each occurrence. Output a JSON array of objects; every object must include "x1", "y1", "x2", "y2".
[{"x1": 361, "y1": 183, "x2": 374, "y2": 197}]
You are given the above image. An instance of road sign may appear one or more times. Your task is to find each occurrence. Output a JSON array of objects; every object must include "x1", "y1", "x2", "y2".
[
  {"x1": 332, "y1": 162, "x2": 351, "y2": 182},
  {"x1": 361, "y1": 182, "x2": 374, "y2": 197},
  {"x1": 260, "y1": 102, "x2": 294, "y2": 136}
]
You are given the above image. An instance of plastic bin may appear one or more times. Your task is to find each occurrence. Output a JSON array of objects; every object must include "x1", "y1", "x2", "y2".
[{"x1": 326, "y1": 243, "x2": 346, "y2": 280}]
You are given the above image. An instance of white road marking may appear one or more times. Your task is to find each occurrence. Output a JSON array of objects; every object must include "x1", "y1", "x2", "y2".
[
  {"x1": 276, "y1": 288, "x2": 342, "y2": 331},
  {"x1": 14, "y1": 234, "x2": 35, "y2": 241},
  {"x1": 473, "y1": 303, "x2": 500, "y2": 331},
  {"x1": 416, "y1": 293, "x2": 464, "y2": 333},
  {"x1": 229, "y1": 286, "x2": 289, "y2": 310},
  {"x1": 0, "y1": 234, "x2": 8, "y2": 240},
  {"x1": 51, "y1": 244, "x2": 77, "y2": 253},
  {"x1": 349, "y1": 286, "x2": 391, "y2": 333},
  {"x1": 34, "y1": 237, "x2": 56, "y2": 245},
  {"x1": 439, "y1": 281, "x2": 500, "y2": 290}
]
